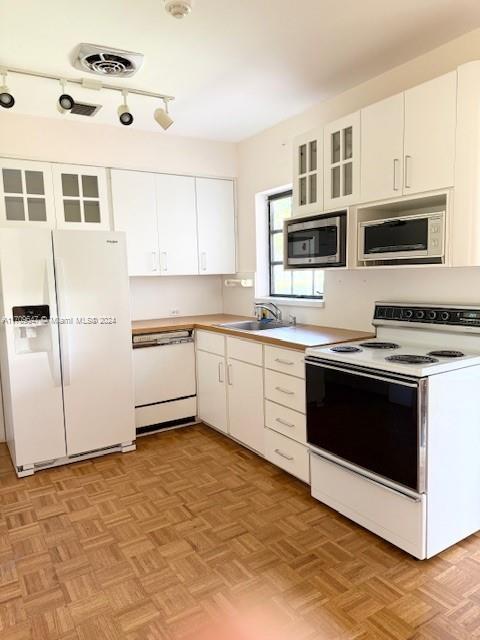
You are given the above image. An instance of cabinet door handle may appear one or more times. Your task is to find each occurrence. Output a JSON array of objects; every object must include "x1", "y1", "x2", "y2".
[
  {"x1": 275, "y1": 358, "x2": 294, "y2": 366},
  {"x1": 227, "y1": 364, "x2": 233, "y2": 386},
  {"x1": 161, "y1": 251, "x2": 168, "y2": 272},
  {"x1": 276, "y1": 417, "x2": 295, "y2": 428},
  {"x1": 200, "y1": 252, "x2": 207, "y2": 271},
  {"x1": 151, "y1": 251, "x2": 158, "y2": 272},
  {"x1": 404, "y1": 155, "x2": 412, "y2": 189},
  {"x1": 393, "y1": 158, "x2": 400, "y2": 191},
  {"x1": 274, "y1": 448, "x2": 294, "y2": 461},
  {"x1": 218, "y1": 361, "x2": 224, "y2": 383},
  {"x1": 275, "y1": 386, "x2": 294, "y2": 395}
]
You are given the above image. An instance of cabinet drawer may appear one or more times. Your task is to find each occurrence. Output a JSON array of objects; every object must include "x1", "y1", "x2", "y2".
[
  {"x1": 196, "y1": 330, "x2": 225, "y2": 356},
  {"x1": 265, "y1": 346, "x2": 305, "y2": 379},
  {"x1": 265, "y1": 429, "x2": 310, "y2": 483},
  {"x1": 264, "y1": 370, "x2": 305, "y2": 412},
  {"x1": 310, "y1": 452, "x2": 426, "y2": 559},
  {"x1": 265, "y1": 401, "x2": 306, "y2": 444},
  {"x1": 227, "y1": 336, "x2": 263, "y2": 366}
]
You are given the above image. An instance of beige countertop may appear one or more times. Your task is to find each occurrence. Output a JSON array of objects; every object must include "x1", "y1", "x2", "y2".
[{"x1": 131, "y1": 314, "x2": 373, "y2": 351}]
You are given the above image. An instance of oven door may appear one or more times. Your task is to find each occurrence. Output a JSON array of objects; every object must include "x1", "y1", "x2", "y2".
[
  {"x1": 306, "y1": 359, "x2": 427, "y2": 492},
  {"x1": 361, "y1": 217, "x2": 429, "y2": 260},
  {"x1": 287, "y1": 217, "x2": 344, "y2": 266}
]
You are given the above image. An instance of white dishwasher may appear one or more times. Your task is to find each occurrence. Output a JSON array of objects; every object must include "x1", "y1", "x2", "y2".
[{"x1": 132, "y1": 330, "x2": 197, "y2": 433}]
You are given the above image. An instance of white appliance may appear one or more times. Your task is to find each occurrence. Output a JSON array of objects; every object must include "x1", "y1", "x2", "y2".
[
  {"x1": 306, "y1": 302, "x2": 480, "y2": 559},
  {"x1": 133, "y1": 330, "x2": 197, "y2": 432},
  {"x1": 0, "y1": 229, "x2": 135, "y2": 477},
  {"x1": 358, "y1": 211, "x2": 445, "y2": 262}
]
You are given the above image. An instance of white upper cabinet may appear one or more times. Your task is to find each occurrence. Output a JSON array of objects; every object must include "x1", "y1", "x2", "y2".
[
  {"x1": 156, "y1": 174, "x2": 198, "y2": 275},
  {"x1": 361, "y1": 93, "x2": 405, "y2": 203},
  {"x1": 111, "y1": 169, "x2": 159, "y2": 276},
  {"x1": 196, "y1": 177, "x2": 236, "y2": 274},
  {"x1": 293, "y1": 128, "x2": 323, "y2": 216},
  {"x1": 52, "y1": 164, "x2": 109, "y2": 230},
  {"x1": 324, "y1": 111, "x2": 361, "y2": 210},
  {"x1": 0, "y1": 158, "x2": 56, "y2": 228},
  {"x1": 403, "y1": 71, "x2": 457, "y2": 195}
]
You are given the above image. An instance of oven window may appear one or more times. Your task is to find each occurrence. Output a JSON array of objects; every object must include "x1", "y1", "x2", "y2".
[
  {"x1": 287, "y1": 225, "x2": 338, "y2": 260},
  {"x1": 364, "y1": 218, "x2": 428, "y2": 255},
  {"x1": 306, "y1": 364, "x2": 420, "y2": 490}
]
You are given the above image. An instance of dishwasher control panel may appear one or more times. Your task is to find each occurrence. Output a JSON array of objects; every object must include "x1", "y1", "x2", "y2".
[{"x1": 132, "y1": 330, "x2": 193, "y2": 348}]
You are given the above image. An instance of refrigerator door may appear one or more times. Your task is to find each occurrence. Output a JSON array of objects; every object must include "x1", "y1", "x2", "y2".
[
  {"x1": 0, "y1": 229, "x2": 66, "y2": 468},
  {"x1": 52, "y1": 230, "x2": 135, "y2": 455}
]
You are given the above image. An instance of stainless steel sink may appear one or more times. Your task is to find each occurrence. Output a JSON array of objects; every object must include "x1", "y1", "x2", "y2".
[{"x1": 217, "y1": 320, "x2": 292, "y2": 331}]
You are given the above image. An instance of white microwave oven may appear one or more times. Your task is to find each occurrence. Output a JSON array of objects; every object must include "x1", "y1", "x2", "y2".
[{"x1": 359, "y1": 211, "x2": 445, "y2": 262}]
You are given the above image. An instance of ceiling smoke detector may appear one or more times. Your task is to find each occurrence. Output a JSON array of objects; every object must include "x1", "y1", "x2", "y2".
[
  {"x1": 164, "y1": 0, "x2": 193, "y2": 19},
  {"x1": 73, "y1": 44, "x2": 144, "y2": 78}
]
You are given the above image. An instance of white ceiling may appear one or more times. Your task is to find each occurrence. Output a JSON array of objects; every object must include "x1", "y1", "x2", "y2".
[{"x1": 1, "y1": 0, "x2": 480, "y2": 141}]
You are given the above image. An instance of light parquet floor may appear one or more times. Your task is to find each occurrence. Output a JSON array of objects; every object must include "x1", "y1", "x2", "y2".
[{"x1": 1, "y1": 424, "x2": 480, "y2": 640}]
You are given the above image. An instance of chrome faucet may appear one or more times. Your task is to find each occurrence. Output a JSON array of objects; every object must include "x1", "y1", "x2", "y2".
[{"x1": 254, "y1": 302, "x2": 282, "y2": 322}]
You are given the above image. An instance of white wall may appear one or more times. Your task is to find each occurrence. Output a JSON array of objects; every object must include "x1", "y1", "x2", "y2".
[{"x1": 225, "y1": 28, "x2": 480, "y2": 331}]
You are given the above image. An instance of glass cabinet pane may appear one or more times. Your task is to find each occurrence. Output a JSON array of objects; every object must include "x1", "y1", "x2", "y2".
[
  {"x1": 3, "y1": 169, "x2": 22, "y2": 194},
  {"x1": 343, "y1": 162, "x2": 353, "y2": 196},
  {"x1": 331, "y1": 166, "x2": 340, "y2": 199},
  {"x1": 27, "y1": 198, "x2": 47, "y2": 221},
  {"x1": 343, "y1": 126, "x2": 353, "y2": 160},
  {"x1": 309, "y1": 140, "x2": 317, "y2": 172},
  {"x1": 25, "y1": 171, "x2": 45, "y2": 195},
  {"x1": 62, "y1": 174, "x2": 79, "y2": 197},
  {"x1": 63, "y1": 200, "x2": 81, "y2": 222},
  {"x1": 5, "y1": 196, "x2": 25, "y2": 220},
  {"x1": 299, "y1": 144, "x2": 307, "y2": 175},
  {"x1": 309, "y1": 174, "x2": 317, "y2": 204},
  {"x1": 84, "y1": 201, "x2": 101, "y2": 223},
  {"x1": 82, "y1": 175, "x2": 99, "y2": 198},
  {"x1": 331, "y1": 131, "x2": 341, "y2": 164},
  {"x1": 299, "y1": 176, "x2": 307, "y2": 206}
]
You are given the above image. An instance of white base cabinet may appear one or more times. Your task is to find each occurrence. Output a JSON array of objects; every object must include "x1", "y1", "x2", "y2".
[
  {"x1": 196, "y1": 349, "x2": 228, "y2": 434},
  {"x1": 227, "y1": 356, "x2": 264, "y2": 454}
]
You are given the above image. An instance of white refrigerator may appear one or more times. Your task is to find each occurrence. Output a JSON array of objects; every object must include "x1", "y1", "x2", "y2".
[{"x1": 0, "y1": 228, "x2": 135, "y2": 476}]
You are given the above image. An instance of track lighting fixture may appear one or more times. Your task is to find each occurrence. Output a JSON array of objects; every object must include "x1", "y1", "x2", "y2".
[
  {"x1": 117, "y1": 90, "x2": 133, "y2": 126},
  {"x1": 0, "y1": 70, "x2": 15, "y2": 109},
  {"x1": 57, "y1": 80, "x2": 74, "y2": 113},
  {"x1": 154, "y1": 98, "x2": 174, "y2": 130}
]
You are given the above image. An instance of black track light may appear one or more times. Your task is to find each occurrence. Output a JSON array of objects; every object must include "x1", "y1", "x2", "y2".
[
  {"x1": 118, "y1": 90, "x2": 133, "y2": 126},
  {"x1": 0, "y1": 70, "x2": 14, "y2": 109}
]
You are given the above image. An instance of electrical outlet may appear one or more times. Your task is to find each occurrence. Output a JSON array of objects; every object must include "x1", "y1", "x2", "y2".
[{"x1": 170, "y1": 308, "x2": 180, "y2": 316}]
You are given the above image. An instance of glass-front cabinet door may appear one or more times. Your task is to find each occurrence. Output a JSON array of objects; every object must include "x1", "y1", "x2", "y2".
[
  {"x1": 324, "y1": 111, "x2": 360, "y2": 209},
  {"x1": 292, "y1": 128, "x2": 323, "y2": 217},
  {"x1": 52, "y1": 164, "x2": 109, "y2": 230},
  {"x1": 0, "y1": 159, "x2": 56, "y2": 227}
]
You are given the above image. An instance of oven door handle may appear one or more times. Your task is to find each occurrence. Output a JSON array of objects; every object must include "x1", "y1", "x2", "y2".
[{"x1": 306, "y1": 359, "x2": 420, "y2": 388}]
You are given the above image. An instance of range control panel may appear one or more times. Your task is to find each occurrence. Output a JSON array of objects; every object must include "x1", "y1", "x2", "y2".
[{"x1": 374, "y1": 304, "x2": 480, "y2": 327}]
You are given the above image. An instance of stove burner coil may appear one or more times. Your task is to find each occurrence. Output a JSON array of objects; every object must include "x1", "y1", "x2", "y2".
[
  {"x1": 359, "y1": 342, "x2": 400, "y2": 350},
  {"x1": 427, "y1": 350, "x2": 464, "y2": 358},
  {"x1": 330, "y1": 346, "x2": 362, "y2": 353},
  {"x1": 386, "y1": 354, "x2": 439, "y2": 365}
]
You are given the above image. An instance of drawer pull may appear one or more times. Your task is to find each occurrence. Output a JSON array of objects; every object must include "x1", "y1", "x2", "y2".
[
  {"x1": 274, "y1": 448, "x2": 294, "y2": 461},
  {"x1": 276, "y1": 417, "x2": 295, "y2": 428},
  {"x1": 275, "y1": 386, "x2": 294, "y2": 395},
  {"x1": 275, "y1": 358, "x2": 294, "y2": 366}
]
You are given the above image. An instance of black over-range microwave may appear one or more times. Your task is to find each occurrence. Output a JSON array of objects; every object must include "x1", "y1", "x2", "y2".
[{"x1": 284, "y1": 211, "x2": 347, "y2": 268}]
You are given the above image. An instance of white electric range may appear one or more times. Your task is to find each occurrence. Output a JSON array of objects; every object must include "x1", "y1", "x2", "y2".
[{"x1": 305, "y1": 302, "x2": 480, "y2": 559}]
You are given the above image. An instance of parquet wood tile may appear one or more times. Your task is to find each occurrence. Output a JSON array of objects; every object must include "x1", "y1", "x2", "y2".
[{"x1": 2, "y1": 424, "x2": 480, "y2": 638}]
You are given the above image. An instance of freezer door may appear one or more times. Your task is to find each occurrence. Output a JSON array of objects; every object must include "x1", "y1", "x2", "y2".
[
  {"x1": 52, "y1": 230, "x2": 135, "y2": 455},
  {"x1": 0, "y1": 228, "x2": 66, "y2": 468}
]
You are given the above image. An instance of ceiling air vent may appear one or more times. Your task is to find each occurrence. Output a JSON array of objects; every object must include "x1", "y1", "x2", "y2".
[
  {"x1": 73, "y1": 44, "x2": 144, "y2": 78},
  {"x1": 70, "y1": 102, "x2": 102, "y2": 117}
]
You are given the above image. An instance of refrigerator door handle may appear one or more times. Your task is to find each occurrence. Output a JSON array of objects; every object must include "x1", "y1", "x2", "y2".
[
  {"x1": 54, "y1": 258, "x2": 71, "y2": 386},
  {"x1": 46, "y1": 258, "x2": 62, "y2": 387}
]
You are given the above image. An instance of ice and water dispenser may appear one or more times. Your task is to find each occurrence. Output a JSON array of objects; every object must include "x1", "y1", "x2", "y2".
[{"x1": 12, "y1": 305, "x2": 52, "y2": 354}]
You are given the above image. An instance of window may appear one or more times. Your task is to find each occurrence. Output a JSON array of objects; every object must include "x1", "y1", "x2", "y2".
[{"x1": 268, "y1": 191, "x2": 324, "y2": 299}]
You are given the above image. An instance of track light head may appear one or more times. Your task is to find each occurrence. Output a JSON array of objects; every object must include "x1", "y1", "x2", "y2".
[
  {"x1": 154, "y1": 99, "x2": 173, "y2": 130},
  {"x1": 57, "y1": 80, "x2": 74, "y2": 114},
  {"x1": 118, "y1": 90, "x2": 133, "y2": 126},
  {"x1": 0, "y1": 70, "x2": 14, "y2": 109},
  {"x1": 0, "y1": 89, "x2": 14, "y2": 109}
]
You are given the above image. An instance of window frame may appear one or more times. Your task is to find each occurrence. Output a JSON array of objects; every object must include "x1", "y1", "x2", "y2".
[{"x1": 267, "y1": 190, "x2": 323, "y2": 300}]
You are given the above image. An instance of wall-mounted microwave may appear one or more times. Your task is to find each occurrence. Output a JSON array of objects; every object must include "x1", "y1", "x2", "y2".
[
  {"x1": 284, "y1": 211, "x2": 347, "y2": 269},
  {"x1": 358, "y1": 211, "x2": 445, "y2": 262}
]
